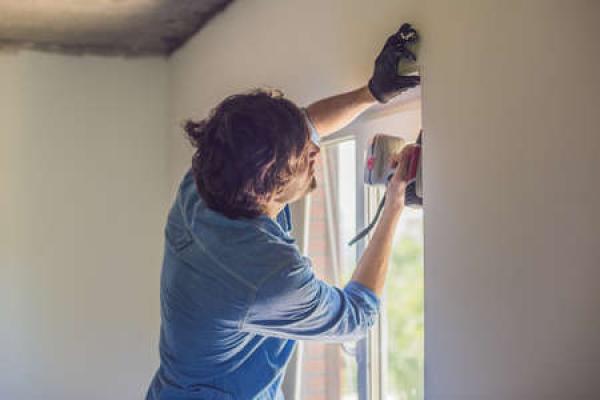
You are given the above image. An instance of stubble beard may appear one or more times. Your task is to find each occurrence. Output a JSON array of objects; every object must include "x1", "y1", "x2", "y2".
[{"x1": 307, "y1": 176, "x2": 317, "y2": 193}]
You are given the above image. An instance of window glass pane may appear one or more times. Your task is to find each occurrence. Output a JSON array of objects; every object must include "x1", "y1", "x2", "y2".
[
  {"x1": 337, "y1": 140, "x2": 357, "y2": 277},
  {"x1": 335, "y1": 141, "x2": 360, "y2": 400},
  {"x1": 386, "y1": 205, "x2": 424, "y2": 400}
]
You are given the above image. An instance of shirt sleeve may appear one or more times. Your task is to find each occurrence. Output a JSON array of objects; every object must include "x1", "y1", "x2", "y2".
[
  {"x1": 301, "y1": 108, "x2": 320, "y2": 148},
  {"x1": 242, "y1": 256, "x2": 380, "y2": 342}
]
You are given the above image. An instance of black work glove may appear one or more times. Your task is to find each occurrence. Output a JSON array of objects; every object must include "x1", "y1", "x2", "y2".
[{"x1": 368, "y1": 23, "x2": 421, "y2": 103}]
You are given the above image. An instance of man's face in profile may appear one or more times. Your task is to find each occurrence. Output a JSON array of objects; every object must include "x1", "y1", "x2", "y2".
[
  {"x1": 277, "y1": 139, "x2": 320, "y2": 204},
  {"x1": 301, "y1": 140, "x2": 320, "y2": 196}
]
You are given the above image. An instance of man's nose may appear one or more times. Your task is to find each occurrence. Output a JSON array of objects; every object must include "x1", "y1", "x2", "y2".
[{"x1": 309, "y1": 142, "x2": 320, "y2": 159}]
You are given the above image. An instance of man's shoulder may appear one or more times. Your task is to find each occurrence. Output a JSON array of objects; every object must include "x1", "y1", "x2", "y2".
[{"x1": 169, "y1": 169, "x2": 304, "y2": 281}]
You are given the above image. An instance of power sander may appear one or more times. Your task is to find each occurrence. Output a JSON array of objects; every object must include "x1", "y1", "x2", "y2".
[{"x1": 348, "y1": 131, "x2": 422, "y2": 246}]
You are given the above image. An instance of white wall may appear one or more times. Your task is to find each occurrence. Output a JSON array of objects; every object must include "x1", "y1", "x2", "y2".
[
  {"x1": 0, "y1": 51, "x2": 169, "y2": 400},
  {"x1": 422, "y1": 2, "x2": 600, "y2": 398},
  {"x1": 169, "y1": 0, "x2": 600, "y2": 399}
]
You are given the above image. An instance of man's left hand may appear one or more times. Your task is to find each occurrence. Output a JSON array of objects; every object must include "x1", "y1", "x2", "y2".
[{"x1": 368, "y1": 23, "x2": 421, "y2": 104}]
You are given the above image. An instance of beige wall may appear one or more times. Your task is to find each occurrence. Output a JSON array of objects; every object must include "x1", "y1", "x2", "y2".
[
  {"x1": 422, "y1": 1, "x2": 600, "y2": 398},
  {"x1": 169, "y1": 0, "x2": 600, "y2": 399},
  {"x1": 0, "y1": 51, "x2": 169, "y2": 399}
]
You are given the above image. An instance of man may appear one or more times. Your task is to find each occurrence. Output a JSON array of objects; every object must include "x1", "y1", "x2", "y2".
[{"x1": 147, "y1": 23, "x2": 420, "y2": 400}]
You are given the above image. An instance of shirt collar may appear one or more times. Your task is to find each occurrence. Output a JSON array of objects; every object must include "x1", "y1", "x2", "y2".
[{"x1": 194, "y1": 196, "x2": 295, "y2": 244}]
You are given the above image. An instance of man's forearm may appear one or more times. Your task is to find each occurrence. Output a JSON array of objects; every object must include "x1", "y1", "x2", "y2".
[
  {"x1": 350, "y1": 207, "x2": 401, "y2": 297},
  {"x1": 306, "y1": 86, "x2": 377, "y2": 137}
]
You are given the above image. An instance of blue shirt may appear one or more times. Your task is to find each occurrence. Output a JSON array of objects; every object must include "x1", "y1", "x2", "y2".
[{"x1": 146, "y1": 170, "x2": 380, "y2": 400}]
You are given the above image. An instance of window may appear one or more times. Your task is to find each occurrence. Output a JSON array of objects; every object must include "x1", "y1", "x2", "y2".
[
  {"x1": 299, "y1": 139, "x2": 363, "y2": 400},
  {"x1": 296, "y1": 98, "x2": 423, "y2": 400}
]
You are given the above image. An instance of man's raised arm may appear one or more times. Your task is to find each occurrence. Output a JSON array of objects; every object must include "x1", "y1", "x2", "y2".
[{"x1": 305, "y1": 23, "x2": 420, "y2": 138}]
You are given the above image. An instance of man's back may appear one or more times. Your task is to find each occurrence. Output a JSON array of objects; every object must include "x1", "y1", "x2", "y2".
[
  {"x1": 147, "y1": 170, "x2": 301, "y2": 399},
  {"x1": 147, "y1": 170, "x2": 380, "y2": 399}
]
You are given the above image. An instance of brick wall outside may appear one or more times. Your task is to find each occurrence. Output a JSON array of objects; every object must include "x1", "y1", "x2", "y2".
[{"x1": 300, "y1": 156, "x2": 343, "y2": 400}]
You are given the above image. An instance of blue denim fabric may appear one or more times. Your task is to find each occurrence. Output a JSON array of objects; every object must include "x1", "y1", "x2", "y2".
[{"x1": 146, "y1": 170, "x2": 380, "y2": 400}]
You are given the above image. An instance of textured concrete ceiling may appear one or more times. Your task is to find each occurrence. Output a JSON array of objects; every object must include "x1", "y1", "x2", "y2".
[{"x1": 0, "y1": 0, "x2": 233, "y2": 56}]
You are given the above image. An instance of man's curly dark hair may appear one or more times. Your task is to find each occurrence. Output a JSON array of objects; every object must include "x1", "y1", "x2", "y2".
[{"x1": 184, "y1": 89, "x2": 310, "y2": 219}]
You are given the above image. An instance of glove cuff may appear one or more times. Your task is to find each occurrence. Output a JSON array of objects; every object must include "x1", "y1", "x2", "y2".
[{"x1": 368, "y1": 78, "x2": 388, "y2": 104}]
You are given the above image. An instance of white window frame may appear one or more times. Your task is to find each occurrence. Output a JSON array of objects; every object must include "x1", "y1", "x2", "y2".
[{"x1": 296, "y1": 88, "x2": 421, "y2": 397}]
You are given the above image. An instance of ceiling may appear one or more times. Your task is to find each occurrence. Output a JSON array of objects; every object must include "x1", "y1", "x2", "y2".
[{"x1": 0, "y1": 0, "x2": 233, "y2": 56}]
